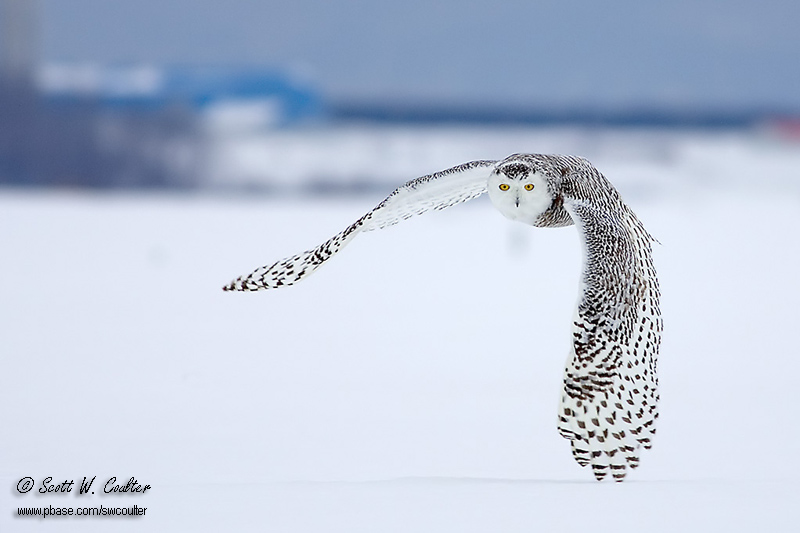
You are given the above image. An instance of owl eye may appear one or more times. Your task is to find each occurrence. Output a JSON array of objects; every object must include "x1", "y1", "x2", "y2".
[
  {"x1": 524, "y1": 183, "x2": 535, "y2": 191},
  {"x1": 499, "y1": 183, "x2": 510, "y2": 191}
]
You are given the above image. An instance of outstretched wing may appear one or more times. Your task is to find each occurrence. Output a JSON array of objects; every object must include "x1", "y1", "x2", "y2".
[
  {"x1": 223, "y1": 160, "x2": 497, "y2": 291},
  {"x1": 557, "y1": 190, "x2": 662, "y2": 481}
]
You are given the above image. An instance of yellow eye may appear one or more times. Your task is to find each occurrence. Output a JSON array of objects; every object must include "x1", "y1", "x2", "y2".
[
  {"x1": 499, "y1": 183, "x2": 510, "y2": 191},
  {"x1": 524, "y1": 183, "x2": 534, "y2": 191}
]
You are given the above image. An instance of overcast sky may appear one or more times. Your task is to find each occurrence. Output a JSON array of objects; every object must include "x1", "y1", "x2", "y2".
[{"x1": 29, "y1": 0, "x2": 800, "y2": 111}]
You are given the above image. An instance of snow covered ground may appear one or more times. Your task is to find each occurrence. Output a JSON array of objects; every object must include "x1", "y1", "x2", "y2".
[{"x1": 1, "y1": 127, "x2": 799, "y2": 532}]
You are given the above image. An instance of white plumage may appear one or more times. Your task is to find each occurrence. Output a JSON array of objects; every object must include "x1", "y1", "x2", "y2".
[{"x1": 224, "y1": 153, "x2": 662, "y2": 482}]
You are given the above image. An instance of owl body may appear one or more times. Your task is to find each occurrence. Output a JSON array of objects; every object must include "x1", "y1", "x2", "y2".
[{"x1": 224, "y1": 153, "x2": 662, "y2": 481}]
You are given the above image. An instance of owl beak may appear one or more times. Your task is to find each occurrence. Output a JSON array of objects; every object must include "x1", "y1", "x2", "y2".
[{"x1": 515, "y1": 195, "x2": 520, "y2": 208}]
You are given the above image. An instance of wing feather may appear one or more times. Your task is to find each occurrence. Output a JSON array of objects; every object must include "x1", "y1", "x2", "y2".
[
  {"x1": 361, "y1": 159, "x2": 496, "y2": 231},
  {"x1": 557, "y1": 179, "x2": 662, "y2": 481},
  {"x1": 223, "y1": 160, "x2": 496, "y2": 291}
]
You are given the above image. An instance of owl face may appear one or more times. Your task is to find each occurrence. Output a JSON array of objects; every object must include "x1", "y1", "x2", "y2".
[{"x1": 487, "y1": 162, "x2": 553, "y2": 225}]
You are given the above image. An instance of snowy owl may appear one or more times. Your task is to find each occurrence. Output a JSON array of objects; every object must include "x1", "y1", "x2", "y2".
[{"x1": 224, "y1": 154, "x2": 662, "y2": 482}]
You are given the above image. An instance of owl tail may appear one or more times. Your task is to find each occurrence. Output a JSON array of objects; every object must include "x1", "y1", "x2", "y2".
[{"x1": 223, "y1": 219, "x2": 365, "y2": 291}]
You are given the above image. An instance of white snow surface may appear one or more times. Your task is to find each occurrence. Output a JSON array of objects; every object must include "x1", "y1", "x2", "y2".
[{"x1": 2, "y1": 127, "x2": 799, "y2": 532}]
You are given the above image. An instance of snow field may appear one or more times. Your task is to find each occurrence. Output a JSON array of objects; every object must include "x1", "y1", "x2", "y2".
[{"x1": 1, "y1": 130, "x2": 799, "y2": 532}]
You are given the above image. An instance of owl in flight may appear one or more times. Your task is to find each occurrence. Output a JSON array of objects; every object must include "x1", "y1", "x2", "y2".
[{"x1": 224, "y1": 154, "x2": 662, "y2": 482}]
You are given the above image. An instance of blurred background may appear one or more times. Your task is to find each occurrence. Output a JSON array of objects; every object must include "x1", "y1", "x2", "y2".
[
  {"x1": 2, "y1": 3, "x2": 800, "y2": 532},
  {"x1": 1, "y1": 0, "x2": 799, "y2": 190}
]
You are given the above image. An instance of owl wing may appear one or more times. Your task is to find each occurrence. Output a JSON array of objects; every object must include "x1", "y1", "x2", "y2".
[
  {"x1": 557, "y1": 198, "x2": 662, "y2": 481},
  {"x1": 223, "y1": 160, "x2": 497, "y2": 291}
]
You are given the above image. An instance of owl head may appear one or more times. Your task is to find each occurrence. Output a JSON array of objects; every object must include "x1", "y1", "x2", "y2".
[{"x1": 487, "y1": 159, "x2": 553, "y2": 225}]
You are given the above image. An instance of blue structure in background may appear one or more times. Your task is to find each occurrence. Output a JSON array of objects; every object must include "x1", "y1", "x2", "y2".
[
  {"x1": 163, "y1": 67, "x2": 321, "y2": 125},
  {"x1": 0, "y1": 65, "x2": 323, "y2": 188},
  {"x1": 41, "y1": 65, "x2": 323, "y2": 126}
]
